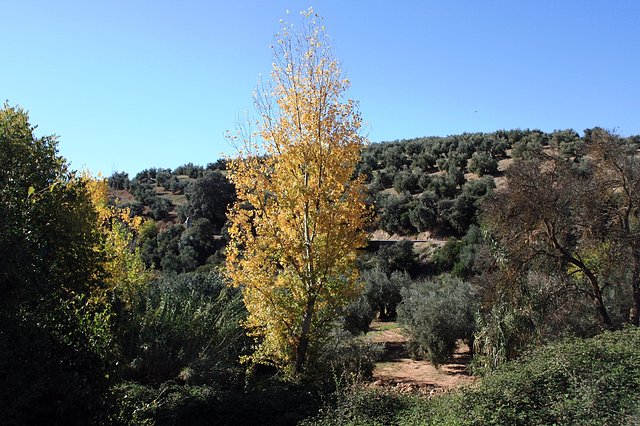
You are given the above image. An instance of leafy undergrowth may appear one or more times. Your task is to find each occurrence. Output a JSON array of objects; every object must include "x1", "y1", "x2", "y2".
[
  {"x1": 304, "y1": 327, "x2": 640, "y2": 425},
  {"x1": 110, "y1": 379, "x2": 321, "y2": 426}
]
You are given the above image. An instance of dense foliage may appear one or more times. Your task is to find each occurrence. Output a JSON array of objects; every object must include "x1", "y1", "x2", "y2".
[
  {"x1": 398, "y1": 275, "x2": 477, "y2": 365},
  {"x1": 0, "y1": 104, "x2": 111, "y2": 424},
  {"x1": 5, "y1": 82, "x2": 640, "y2": 423},
  {"x1": 306, "y1": 327, "x2": 640, "y2": 426},
  {"x1": 365, "y1": 131, "x2": 508, "y2": 236}
]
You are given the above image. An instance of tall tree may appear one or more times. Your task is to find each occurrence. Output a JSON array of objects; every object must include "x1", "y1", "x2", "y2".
[
  {"x1": 483, "y1": 152, "x2": 615, "y2": 329},
  {"x1": 0, "y1": 104, "x2": 111, "y2": 423},
  {"x1": 226, "y1": 10, "x2": 369, "y2": 376},
  {"x1": 587, "y1": 129, "x2": 640, "y2": 324}
]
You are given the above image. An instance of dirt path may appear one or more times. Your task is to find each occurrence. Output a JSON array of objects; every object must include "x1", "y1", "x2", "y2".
[{"x1": 368, "y1": 322, "x2": 476, "y2": 394}]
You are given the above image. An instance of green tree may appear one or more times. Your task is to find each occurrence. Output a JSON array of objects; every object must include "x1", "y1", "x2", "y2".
[
  {"x1": 362, "y1": 267, "x2": 411, "y2": 320},
  {"x1": 467, "y1": 151, "x2": 499, "y2": 176},
  {"x1": 398, "y1": 275, "x2": 477, "y2": 366},
  {"x1": 183, "y1": 170, "x2": 235, "y2": 232},
  {"x1": 0, "y1": 104, "x2": 111, "y2": 423}
]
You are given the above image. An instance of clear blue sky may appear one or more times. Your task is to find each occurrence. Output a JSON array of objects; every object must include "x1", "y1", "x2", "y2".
[{"x1": 4, "y1": 1, "x2": 639, "y2": 175}]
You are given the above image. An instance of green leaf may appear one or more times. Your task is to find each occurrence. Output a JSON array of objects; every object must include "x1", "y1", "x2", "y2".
[{"x1": 27, "y1": 186, "x2": 35, "y2": 197}]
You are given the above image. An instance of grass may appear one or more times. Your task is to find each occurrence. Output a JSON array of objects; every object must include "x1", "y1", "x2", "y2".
[{"x1": 370, "y1": 321, "x2": 401, "y2": 332}]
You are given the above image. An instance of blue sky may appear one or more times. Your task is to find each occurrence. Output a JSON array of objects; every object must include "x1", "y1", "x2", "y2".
[{"x1": 4, "y1": 1, "x2": 639, "y2": 175}]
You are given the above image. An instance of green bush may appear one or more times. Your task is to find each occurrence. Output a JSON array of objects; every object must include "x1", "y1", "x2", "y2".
[
  {"x1": 376, "y1": 193, "x2": 417, "y2": 235},
  {"x1": 431, "y1": 225, "x2": 483, "y2": 277},
  {"x1": 467, "y1": 151, "x2": 498, "y2": 176},
  {"x1": 182, "y1": 170, "x2": 235, "y2": 232},
  {"x1": 301, "y1": 386, "x2": 460, "y2": 426},
  {"x1": 409, "y1": 191, "x2": 438, "y2": 232},
  {"x1": 393, "y1": 170, "x2": 420, "y2": 193},
  {"x1": 343, "y1": 294, "x2": 376, "y2": 334},
  {"x1": 110, "y1": 382, "x2": 226, "y2": 425},
  {"x1": 150, "y1": 196, "x2": 172, "y2": 220},
  {"x1": 112, "y1": 377, "x2": 323, "y2": 425},
  {"x1": 398, "y1": 275, "x2": 477, "y2": 366},
  {"x1": 308, "y1": 326, "x2": 383, "y2": 389},
  {"x1": 461, "y1": 327, "x2": 640, "y2": 425},
  {"x1": 375, "y1": 240, "x2": 418, "y2": 274},
  {"x1": 109, "y1": 171, "x2": 130, "y2": 190},
  {"x1": 305, "y1": 327, "x2": 640, "y2": 426},
  {"x1": 116, "y1": 271, "x2": 247, "y2": 385}
]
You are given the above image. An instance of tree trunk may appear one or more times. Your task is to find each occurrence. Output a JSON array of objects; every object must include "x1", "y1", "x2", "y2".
[
  {"x1": 293, "y1": 296, "x2": 316, "y2": 375},
  {"x1": 594, "y1": 292, "x2": 613, "y2": 329},
  {"x1": 559, "y1": 245, "x2": 614, "y2": 330},
  {"x1": 630, "y1": 262, "x2": 640, "y2": 326},
  {"x1": 583, "y1": 268, "x2": 613, "y2": 329}
]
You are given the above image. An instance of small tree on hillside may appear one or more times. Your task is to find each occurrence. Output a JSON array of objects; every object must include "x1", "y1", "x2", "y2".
[
  {"x1": 226, "y1": 10, "x2": 369, "y2": 376},
  {"x1": 183, "y1": 170, "x2": 235, "y2": 232}
]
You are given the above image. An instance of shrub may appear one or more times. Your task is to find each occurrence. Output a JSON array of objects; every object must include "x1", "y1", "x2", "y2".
[
  {"x1": 461, "y1": 176, "x2": 495, "y2": 198},
  {"x1": 150, "y1": 196, "x2": 172, "y2": 220},
  {"x1": 431, "y1": 225, "x2": 483, "y2": 277},
  {"x1": 393, "y1": 170, "x2": 420, "y2": 193},
  {"x1": 375, "y1": 240, "x2": 418, "y2": 274},
  {"x1": 169, "y1": 176, "x2": 188, "y2": 193},
  {"x1": 132, "y1": 183, "x2": 158, "y2": 205},
  {"x1": 409, "y1": 191, "x2": 438, "y2": 232},
  {"x1": 376, "y1": 193, "x2": 417, "y2": 235},
  {"x1": 173, "y1": 162, "x2": 204, "y2": 178},
  {"x1": 428, "y1": 174, "x2": 457, "y2": 198},
  {"x1": 371, "y1": 169, "x2": 394, "y2": 191},
  {"x1": 308, "y1": 326, "x2": 383, "y2": 389},
  {"x1": 301, "y1": 386, "x2": 461, "y2": 426},
  {"x1": 108, "y1": 171, "x2": 130, "y2": 190},
  {"x1": 398, "y1": 275, "x2": 477, "y2": 366},
  {"x1": 343, "y1": 294, "x2": 376, "y2": 334},
  {"x1": 183, "y1": 170, "x2": 235, "y2": 232},
  {"x1": 305, "y1": 328, "x2": 640, "y2": 426},
  {"x1": 179, "y1": 218, "x2": 219, "y2": 267},
  {"x1": 512, "y1": 131, "x2": 548, "y2": 159},
  {"x1": 461, "y1": 327, "x2": 640, "y2": 425},
  {"x1": 431, "y1": 237, "x2": 464, "y2": 272},
  {"x1": 467, "y1": 151, "x2": 498, "y2": 176},
  {"x1": 116, "y1": 271, "x2": 247, "y2": 385}
]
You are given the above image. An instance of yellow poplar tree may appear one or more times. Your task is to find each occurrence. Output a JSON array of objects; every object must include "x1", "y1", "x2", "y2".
[
  {"x1": 84, "y1": 174, "x2": 148, "y2": 306},
  {"x1": 226, "y1": 9, "x2": 370, "y2": 376}
]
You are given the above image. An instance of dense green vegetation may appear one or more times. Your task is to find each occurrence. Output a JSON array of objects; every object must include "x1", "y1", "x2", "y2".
[
  {"x1": 304, "y1": 327, "x2": 640, "y2": 425},
  {"x1": 3, "y1": 100, "x2": 640, "y2": 424},
  {"x1": 1, "y1": 105, "x2": 112, "y2": 424}
]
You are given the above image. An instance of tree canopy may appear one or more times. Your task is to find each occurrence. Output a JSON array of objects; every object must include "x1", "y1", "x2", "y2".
[
  {"x1": 226, "y1": 10, "x2": 370, "y2": 376},
  {"x1": 0, "y1": 104, "x2": 111, "y2": 423}
]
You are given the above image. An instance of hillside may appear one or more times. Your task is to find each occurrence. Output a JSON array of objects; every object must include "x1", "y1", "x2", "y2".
[{"x1": 110, "y1": 128, "x2": 620, "y2": 275}]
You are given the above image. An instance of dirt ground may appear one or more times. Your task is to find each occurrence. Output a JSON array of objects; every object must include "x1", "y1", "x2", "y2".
[{"x1": 368, "y1": 321, "x2": 476, "y2": 395}]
